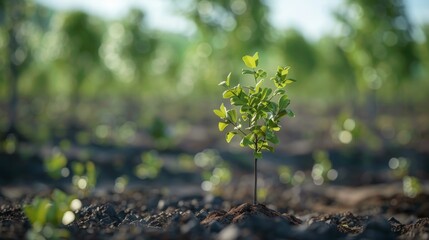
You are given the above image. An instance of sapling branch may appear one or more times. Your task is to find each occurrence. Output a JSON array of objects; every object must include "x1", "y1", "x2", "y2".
[
  {"x1": 214, "y1": 52, "x2": 296, "y2": 205},
  {"x1": 226, "y1": 118, "x2": 247, "y2": 136}
]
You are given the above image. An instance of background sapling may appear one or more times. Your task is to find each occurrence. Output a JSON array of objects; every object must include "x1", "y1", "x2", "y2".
[{"x1": 214, "y1": 52, "x2": 296, "y2": 204}]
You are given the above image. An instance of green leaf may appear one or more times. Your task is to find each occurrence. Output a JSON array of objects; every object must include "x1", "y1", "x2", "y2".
[
  {"x1": 230, "y1": 95, "x2": 246, "y2": 106},
  {"x1": 274, "y1": 82, "x2": 285, "y2": 89},
  {"x1": 24, "y1": 198, "x2": 41, "y2": 224},
  {"x1": 226, "y1": 132, "x2": 237, "y2": 143},
  {"x1": 281, "y1": 67, "x2": 290, "y2": 76},
  {"x1": 213, "y1": 109, "x2": 225, "y2": 118},
  {"x1": 242, "y1": 53, "x2": 258, "y2": 68},
  {"x1": 52, "y1": 189, "x2": 68, "y2": 204},
  {"x1": 218, "y1": 73, "x2": 232, "y2": 87},
  {"x1": 218, "y1": 81, "x2": 227, "y2": 87},
  {"x1": 274, "y1": 89, "x2": 285, "y2": 95},
  {"x1": 257, "y1": 69, "x2": 267, "y2": 78},
  {"x1": 220, "y1": 103, "x2": 227, "y2": 116},
  {"x1": 36, "y1": 198, "x2": 51, "y2": 225},
  {"x1": 268, "y1": 119, "x2": 281, "y2": 131},
  {"x1": 268, "y1": 101, "x2": 278, "y2": 111},
  {"x1": 254, "y1": 151, "x2": 262, "y2": 159},
  {"x1": 240, "y1": 105, "x2": 251, "y2": 114},
  {"x1": 262, "y1": 144, "x2": 274, "y2": 152},
  {"x1": 223, "y1": 90, "x2": 234, "y2": 98},
  {"x1": 266, "y1": 130, "x2": 279, "y2": 144},
  {"x1": 279, "y1": 95, "x2": 290, "y2": 110},
  {"x1": 253, "y1": 52, "x2": 259, "y2": 66},
  {"x1": 223, "y1": 85, "x2": 242, "y2": 99},
  {"x1": 240, "y1": 134, "x2": 253, "y2": 147},
  {"x1": 285, "y1": 79, "x2": 295, "y2": 85},
  {"x1": 260, "y1": 88, "x2": 272, "y2": 100},
  {"x1": 252, "y1": 125, "x2": 262, "y2": 134},
  {"x1": 227, "y1": 109, "x2": 237, "y2": 123},
  {"x1": 272, "y1": 77, "x2": 287, "y2": 89},
  {"x1": 226, "y1": 72, "x2": 231, "y2": 86},
  {"x1": 218, "y1": 122, "x2": 228, "y2": 131},
  {"x1": 287, "y1": 109, "x2": 295, "y2": 117},
  {"x1": 242, "y1": 69, "x2": 255, "y2": 75},
  {"x1": 272, "y1": 126, "x2": 281, "y2": 131},
  {"x1": 255, "y1": 79, "x2": 264, "y2": 92}
]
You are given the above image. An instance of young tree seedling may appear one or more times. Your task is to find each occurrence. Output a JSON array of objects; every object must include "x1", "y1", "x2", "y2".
[{"x1": 214, "y1": 52, "x2": 296, "y2": 204}]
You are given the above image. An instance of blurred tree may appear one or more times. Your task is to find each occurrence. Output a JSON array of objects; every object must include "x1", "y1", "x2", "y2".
[
  {"x1": 121, "y1": 9, "x2": 157, "y2": 83},
  {"x1": 1, "y1": 0, "x2": 31, "y2": 141},
  {"x1": 97, "y1": 8, "x2": 165, "y2": 130},
  {"x1": 335, "y1": 0, "x2": 419, "y2": 94},
  {"x1": 186, "y1": 0, "x2": 271, "y2": 50},
  {"x1": 420, "y1": 24, "x2": 429, "y2": 69},
  {"x1": 51, "y1": 11, "x2": 103, "y2": 139},
  {"x1": 278, "y1": 29, "x2": 317, "y2": 81},
  {"x1": 314, "y1": 36, "x2": 356, "y2": 103},
  {"x1": 176, "y1": 0, "x2": 273, "y2": 108},
  {"x1": 100, "y1": 9, "x2": 157, "y2": 85},
  {"x1": 334, "y1": 0, "x2": 421, "y2": 139}
]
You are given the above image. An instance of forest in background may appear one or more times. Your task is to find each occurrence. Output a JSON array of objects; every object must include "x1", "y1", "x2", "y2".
[{"x1": 1, "y1": 0, "x2": 429, "y2": 185}]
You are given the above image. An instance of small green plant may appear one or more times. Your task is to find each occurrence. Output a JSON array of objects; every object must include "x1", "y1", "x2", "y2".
[
  {"x1": 114, "y1": 175, "x2": 129, "y2": 193},
  {"x1": 278, "y1": 166, "x2": 307, "y2": 186},
  {"x1": 135, "y1": 151, "x2": 163, "y2": 179},
  {"x1": 71, "y1": 160, "x2": 97, "y2": 196},
  {"x1": 197, "y1": 151, "x2": 232, "y2": 194},
  {"x1": 24, "y1": 189, "x2": 82, "y2": 240},
  {"x1": 311, "y1": 150, "x2": 338, "y2": 185},
  {"x1": 214, "y1": 52, "x2": 296, "y2": 204},
  {"x1": 388, "y1": 157, "x2": 422, "y2": 198},
  {"x1": 44, "y1": 150, "x2": 69, "y2": 179}
]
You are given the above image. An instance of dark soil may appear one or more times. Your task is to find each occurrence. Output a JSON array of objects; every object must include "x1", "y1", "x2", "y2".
[
  {"x1": 1, "y1": 142, "x2": 428, "y2": 239},
  {"x1": 1, "y1": 187, "x2": 428, "y2": 240}
]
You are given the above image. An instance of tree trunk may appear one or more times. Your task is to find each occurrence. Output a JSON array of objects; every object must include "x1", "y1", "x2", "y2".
[
  {"x1": 7, "y1": 24, "x2": 19, "y2": 134},
  {"x1": 3, "y1": 0, "x2": 26, "y2": 142},
  {"x1": 253, "y1": 157, "x2": 258, "y2": 204}
]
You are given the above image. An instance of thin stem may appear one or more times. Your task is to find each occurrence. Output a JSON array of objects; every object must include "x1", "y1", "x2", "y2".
[
  {"x1": 253, "y1": 136, "x2": 260, "y2": 205},
  {"x1": 253, "y1": 157, "x2": 258, "y2": 205},
  {"x1": 253, "y1": 68, "x2": 257, "y2": 84},
  {"x1": 226, "y1": 119, "x2": 247, "y2": 136}
]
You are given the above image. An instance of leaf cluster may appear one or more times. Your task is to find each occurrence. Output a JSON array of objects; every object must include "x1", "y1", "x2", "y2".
[
  {"x1": 23, "y1": 189, "x2": 82, "y2": 240},
  {"x1": 214, "y1": 52, "x2": 296, "y2": 158}
]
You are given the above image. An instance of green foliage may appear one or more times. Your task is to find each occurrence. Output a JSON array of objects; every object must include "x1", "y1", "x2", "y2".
[
  {"x1": 277, "y1": 165, "x2": 306, "y2": 186},
  {"x1": 214, "y1": 52, "x2": 296, "y2": 158},
  {"x1": 135, "y1": 151, "x2": 163, "y2": 179},
  {"x1": 389, "y1": 157, "x2": 410, "y2": 178},
  {"x1": 42, "y1": 148, "x2": 97, "y2": 196},
  {"x1": 388, "y1": 157, "x2": 422, "y2": 198},
  {"x1": 71, "y1": 161, "x2": 97, "y2": 196},
  {"x1": 335, "y1": 0, "x2": 419, "y2": 94},
  {"x1": 24, "y1": 189, "x2": 82, "y2": 240},
  {"x1": 2, "y1": 134, "x2": 17, "y2": 154},
  {"x1": 114, "y1": 175, "x2": 129, "y2": 193},
  {"x1": 311, "y1": 151, "x2": 338, "y2": 185},
  {"x1": 194, "y1": 149, "x2": 232, "y2": 194},
  {"x1": 403, "y1": 176, "x2": 422, "y2": 198},
  {"x1": 44, "y1": 151, "x2": 68, "y2": 179}
]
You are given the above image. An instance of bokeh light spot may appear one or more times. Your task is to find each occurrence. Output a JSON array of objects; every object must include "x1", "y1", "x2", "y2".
[{"x1": 339, "y1": 130, "x2": 352, "y2": 144}]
